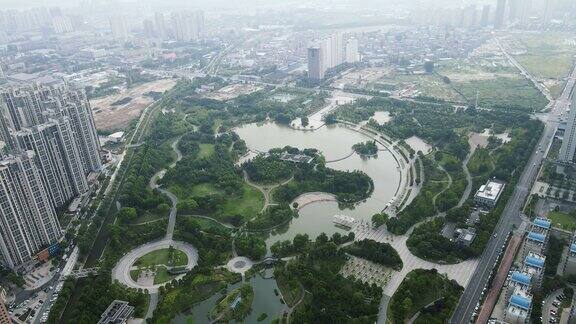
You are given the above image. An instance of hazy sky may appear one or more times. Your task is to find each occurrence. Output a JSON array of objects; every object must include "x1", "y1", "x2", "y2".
[{"x1": 1, "y1": 0, "x2": 496, "y2": 10}]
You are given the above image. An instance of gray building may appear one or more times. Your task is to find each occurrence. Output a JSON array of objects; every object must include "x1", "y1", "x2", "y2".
[
  {"x1": 308, "y1": 47, "x2": 324, "y2": 81},
  {"x1": 560, "y1": 94, "x2": 576, "y2": 163},
  {"x1": 0, "y1": 83, "x2": 102, "y2": 173},
  {"x1": 495, "y1": 0, "x2": 508, "y2": 28},
  {"x1": 15, "y1": 117, "x2": 89, "y2": 209},
  {"x1": 0, "y1": 151, "x2": 60, "y2": 270},
  {"x1": 98, "y1": 300, "x2": 134, "y2": 324}
]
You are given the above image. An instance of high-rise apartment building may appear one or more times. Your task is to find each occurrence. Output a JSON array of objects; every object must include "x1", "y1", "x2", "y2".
[
  {"x1": 495, "y1": 0, "x2": 508, "y2": 28},
  {"x1": 345, "y1": 38, "x2": 360, "y2": 63},
  {"x1": 154, "y1": 12, "x2": 167, "y2": 40},
  {"x1": 170, "y1": 11, "x2": 205, "y2": 42},
  {"x1": 560, "y1": 94, "x2": 576, "y2": 163},
  {"x1": 0, "y1": 84, "x2": 102, "y2": 173},
  {"x1": 14, "y1": 118, "x2": 89, "y2": 209},
  {"x1": 307, "y1": 47, "x2": 324, "y2": 81},
  {"x1": 0, "y1": 151, "x2": 60, "y2": 270},
  {"x1": 480, "y1": 5, "x2": 491, "y2": 27},
  {"x1": 109, "y1": 16, "x2": 129, "y2": 40}
]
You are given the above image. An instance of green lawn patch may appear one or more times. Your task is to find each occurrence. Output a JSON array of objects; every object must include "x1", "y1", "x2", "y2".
[
  {"x1": 221, "y1": 183, "x2": 264, "y2": 219},
  {"x1": 153, "y1": 267, "x2": 176, "y2": 285},
  {"x1": 134, "y1": 247, "x2": 188, "y2": 268},
  {"x1": 548, "y1": 211, "x2": 576, "y2": 231},
  {"x1": 198, "y1": 143, "x2": 215, "y2": 159},
  {"x1": 130, "y1": 269, "x2": 140, "y2": 282}
]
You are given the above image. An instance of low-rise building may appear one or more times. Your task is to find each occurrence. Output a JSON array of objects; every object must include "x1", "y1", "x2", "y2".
[
  {"x1": 563, "y1": 234, "x2": 576, "y2": 276},
  {"x1": 0, "y1": 287, "x2": 11, "y2": 324},
  {"x1": 474, "y1": 179, "x2": 505, "y2": 208},
  {"x1": 523, "y1": 231, "x2": 548, "y2": 257},
  {"x1": 524, "y1": 252, "x2": 546, "y2": 288},
  {"x1": 456, "y1": 228, "x2": 476, "y2": 246},
  {"x1": 97, "y1": 300, "x2": 134, "y2": 324},
  {"x1": 504, "y1": 287, "x2": 533, "y2": 324}
]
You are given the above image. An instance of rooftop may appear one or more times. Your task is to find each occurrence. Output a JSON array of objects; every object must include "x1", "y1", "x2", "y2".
[
  {"x1": 510, "y1": 271, "x2": 532, "y2": 287},
  {"x1": 526, "y1": 231, "x2": 546, "y2": 244},
  {"x1": 533, "y1": 217, "x2": 551, "y2": 230},
  {"x1": 524, "y1": 252, "x2": 546, "y2": 270},
  {"x1": 475, "y1": 180, "x2": 505, "y2": 201},
  {"x1": 97, "y1": 300, "x2": 134, "y2": 324},
  {"x1": 510, "y1": 294, "x2": 532, "y2": 311}
]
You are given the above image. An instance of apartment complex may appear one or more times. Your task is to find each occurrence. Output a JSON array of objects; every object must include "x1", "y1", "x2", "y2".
[
  {"x1": 0, "y1": 80, "x2": 101, "y2": 270},
  {"x1": 0, "y1": 151, "x2": 61, "y2": 269}
]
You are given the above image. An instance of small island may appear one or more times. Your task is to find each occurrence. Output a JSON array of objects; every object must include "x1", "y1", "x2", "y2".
[
  {"x1": 210, "y1": 284, "x2": 254, "y2": 322},
  {"x1": 352, "y1": 141, "x2": 378, "y2": 156}
]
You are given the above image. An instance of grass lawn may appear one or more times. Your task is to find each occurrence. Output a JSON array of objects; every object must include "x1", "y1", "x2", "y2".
[
  {"x1": 221, "y1": 183, "x2": 264, "y2": 219},
  {"x1": 516, "y1": 53, "x2": 575, "y2": 80},
  {"x1": 170, "y1": 183, "x2": 223, "y2": 200},
  {"x1": 192, "y1": 217, "x2": 230, "y2": 231},
  {"x1": 453, "y1": 77, "x2": 548, "y2": 111},
  {"x1": 130, "y1": 269, "x2": 141, "y2": 282},
  {"x1": 154, "y1": 267, "x2": 177, "y2": 285},
  {"x1": 198, "y1": 144, "x2": 215, "y2": 159},
  {"x1": 132, "y1": 210, "x2": 166, "y2": 224},
  {"x1": 548, "y1": 211, "x2": 576, "y2": 231},
  {"x1": 134, "y1": 248, "x2": 188, "y2": 267}
]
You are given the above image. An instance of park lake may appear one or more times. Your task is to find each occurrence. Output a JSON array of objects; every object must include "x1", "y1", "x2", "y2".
[{"x1": 174, "y1": 121, "x2": 404, "y2": 321}]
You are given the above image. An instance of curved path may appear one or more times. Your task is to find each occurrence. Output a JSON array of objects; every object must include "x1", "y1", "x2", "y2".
[
  {"x1": 112, "y1": 240, "x2": 198, "y2": 292},
  {"x1": 242, "y1": 170, "x2": 293, "y2": 213},
  {"x1": 113, "y1": 137, "x2": 194, "y2": 319}
]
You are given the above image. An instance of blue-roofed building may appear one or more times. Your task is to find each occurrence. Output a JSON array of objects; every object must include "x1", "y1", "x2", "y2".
[
  {"x1": 510, "y1": 271, "x2": 531, "y2": 288},
  {"x1": 506, "y1": 271, "x2": 532, "y2": 303},
  {"x1": 562, "y1": 233, "x2": 576, "y2": 276},
  {"x1": 505, "y1": 287, "x2": 532, "y2": 324},
  {"x1": 533, "y1": 217, "x2": 551, "y2": 231},
  {"x1": 523, "y1": 252, "x2": 546, "y2": 288},
  {"x1": 523, "y1": 228, "x2": 548, "y2": 258}
]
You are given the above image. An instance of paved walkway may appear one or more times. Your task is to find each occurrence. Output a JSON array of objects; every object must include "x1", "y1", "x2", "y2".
[
  {"x1": 111, "y1": 240, "x2": 198, "y2": 293},
  {"x1": 113, "y1": 137, "x2": 197, "y2": 319},
  {"x1": 351, "y1": 221, "x2": 479, "y2": 297}
]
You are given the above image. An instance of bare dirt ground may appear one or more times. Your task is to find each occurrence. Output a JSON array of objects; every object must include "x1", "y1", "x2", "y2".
[
  {"x1": 91, "y1": 79, "x2": 177, "y2": 132},
  {"x1": 202, "y1": 84, "x2": 262, "y2": 101}
]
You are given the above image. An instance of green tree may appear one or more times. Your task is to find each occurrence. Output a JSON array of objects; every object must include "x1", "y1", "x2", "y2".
[
  {"x1": 371, "y1": 213, "x2": 389, "y2": 228},
  {"x1": 118, "y1": 207, "x2": 137, "y2": 223}
]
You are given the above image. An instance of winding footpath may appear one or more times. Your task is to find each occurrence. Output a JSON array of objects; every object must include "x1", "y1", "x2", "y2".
[{"x1": 113, "y1": 137, "x2": 199, "y2": 320}]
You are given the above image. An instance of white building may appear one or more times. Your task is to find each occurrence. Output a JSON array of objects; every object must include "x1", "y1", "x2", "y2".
[
  {"x1": 474, "y1": 179, "x2": 505, "y2": 208},
  {"x1": 345, "y1": 38, "x2": 360, "y2": 63}
]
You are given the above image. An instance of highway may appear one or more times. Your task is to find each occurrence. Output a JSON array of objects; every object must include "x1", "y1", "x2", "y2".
[{"x1": 450, "y1": 64, "x2": 576, "y2": 323}]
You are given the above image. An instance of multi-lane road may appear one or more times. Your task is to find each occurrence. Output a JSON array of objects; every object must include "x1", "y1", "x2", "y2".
[{"x1": 450, "y1": 65, "x2": 576, "y2": 323}]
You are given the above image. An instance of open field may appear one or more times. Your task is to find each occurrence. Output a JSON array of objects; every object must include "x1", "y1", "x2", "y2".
[
  {"x1": 506, "y1": 32, "x2": 576, "y2": 98},
  {"x1": 202, "y1": 83, "x2": 262, "y2": 101},
  {"x1": 548, "y1": 211, "x2": 576, "y2": 231},
  {"x1": 91, "y1": 79, "x2": 177, "y2": 132}
]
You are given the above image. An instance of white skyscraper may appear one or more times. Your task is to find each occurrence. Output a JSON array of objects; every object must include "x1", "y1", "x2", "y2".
[
  {"x1": 109, "y1": 15, "x2": 129, "y2": 40},
  {"x1": 345, "y1": 38, "x2": 360, "y2": 63},
  {"x1": 154, "y1": 12, "x2": 167, "y2": 40},
  {"x1": 0, "y1": 151, "x2": 61, "y2": 270}
]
